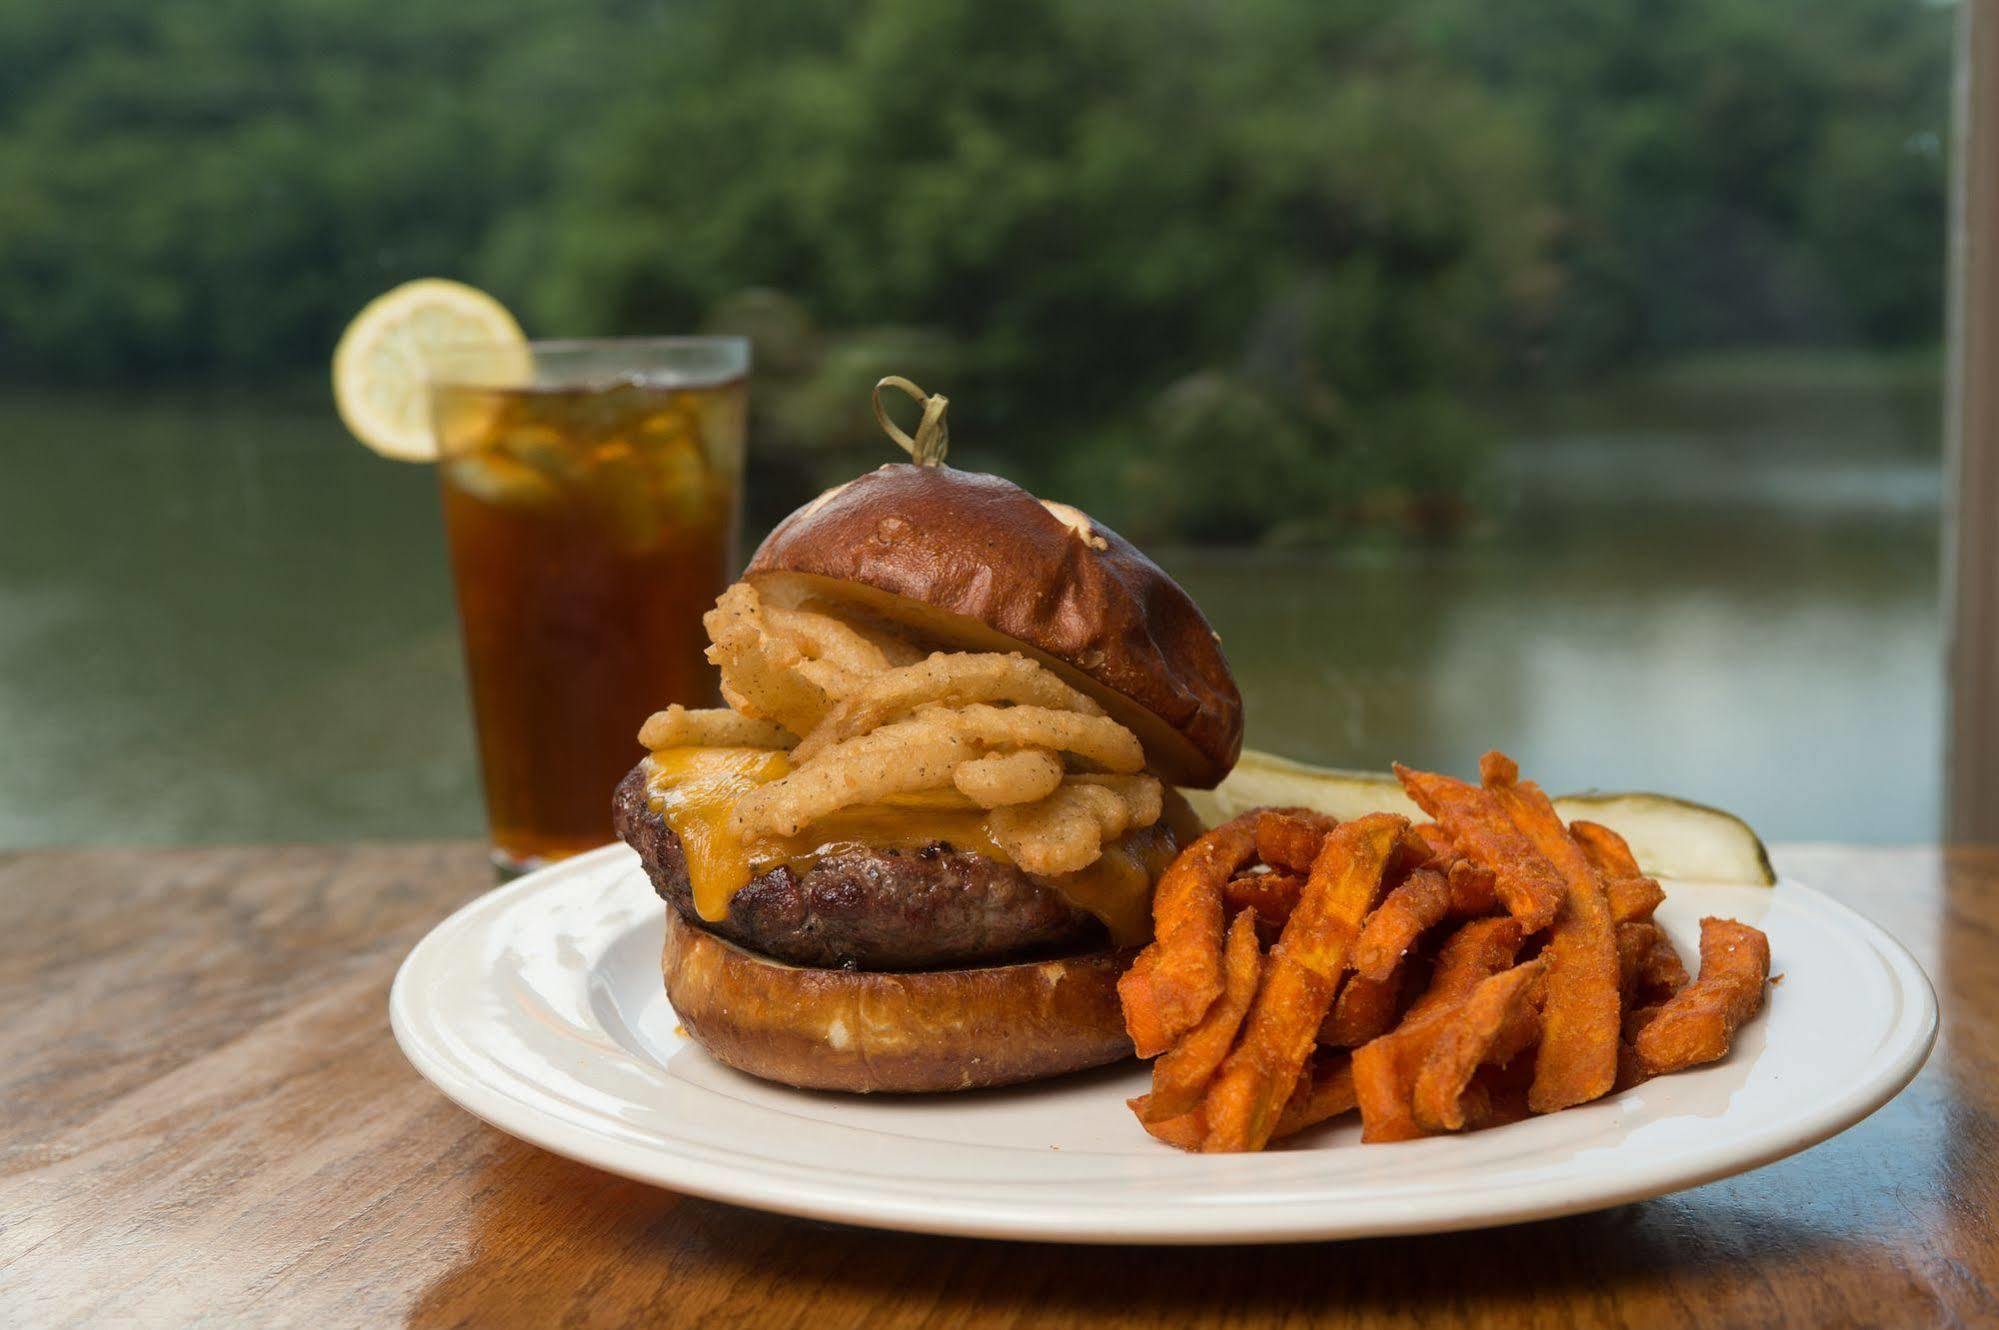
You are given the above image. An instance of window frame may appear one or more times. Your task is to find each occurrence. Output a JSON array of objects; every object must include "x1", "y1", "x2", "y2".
[{"x1": 1947, "y1": 0, "x2": 1999, "y2": 842}]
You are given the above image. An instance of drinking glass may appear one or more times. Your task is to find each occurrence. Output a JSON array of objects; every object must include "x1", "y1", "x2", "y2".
[{"x1": 428, "y1": 338, "x2": 748, "y2": 876}]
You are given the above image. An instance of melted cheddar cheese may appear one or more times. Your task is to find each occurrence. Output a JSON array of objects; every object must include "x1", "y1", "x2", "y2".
[
  {"x1": 644, "y1": 746, "x2": 794, "y2": 920},
  {"x1": 643, "y1": 745, "x2": 1185, "y2": 945}
]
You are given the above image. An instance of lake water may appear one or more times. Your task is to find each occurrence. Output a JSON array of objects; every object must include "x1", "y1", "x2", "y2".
[{"x1": 0, "y1": 384, "x2": 1943, "y2": 849}]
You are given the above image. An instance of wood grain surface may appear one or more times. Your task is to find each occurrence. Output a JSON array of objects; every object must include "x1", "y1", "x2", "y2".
[{"x1": 0, "y1": 842, "x2": 1990, "y2": 1328}]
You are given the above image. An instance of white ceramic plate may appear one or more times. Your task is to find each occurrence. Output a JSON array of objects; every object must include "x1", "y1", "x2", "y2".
[{"x1": 390, "y1": 844, "x2": 1935, "y2": 1244}]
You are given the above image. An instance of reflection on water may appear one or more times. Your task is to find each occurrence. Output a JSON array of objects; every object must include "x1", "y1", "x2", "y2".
[
  {"x1": 0, "y1": 391, "x2": 475, "y2": 848},
  {"x1": 1176, "y1": 510, "x2": 1941, "y2": 842},
  {"x1": 0, "y1": 391, "x2": 1942, "y2": 848}
]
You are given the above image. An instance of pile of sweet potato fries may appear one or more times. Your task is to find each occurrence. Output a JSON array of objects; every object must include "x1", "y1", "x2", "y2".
[{"x1": 1119, "y1": 751, "x2": 1772, "y2": 1152}]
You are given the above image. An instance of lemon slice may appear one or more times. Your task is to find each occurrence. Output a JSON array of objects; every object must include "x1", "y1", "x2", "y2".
[{"x1": 332, "y1": 279, "x2": 528, "y2": 461}]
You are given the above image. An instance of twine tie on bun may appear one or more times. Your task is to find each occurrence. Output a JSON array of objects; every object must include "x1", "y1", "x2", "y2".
[{"x1": 873, "y1": 376, "x2": 950, "y2": 466}]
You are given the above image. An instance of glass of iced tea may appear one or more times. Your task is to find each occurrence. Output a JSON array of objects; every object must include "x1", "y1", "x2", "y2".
[{"x1": 427, "y1": 338, "x2": 748, "y2": 876}]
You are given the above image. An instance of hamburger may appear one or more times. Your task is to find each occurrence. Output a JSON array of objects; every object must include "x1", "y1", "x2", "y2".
[{"x1": 614, "y1": 401, "x2": 1242, "y2": 1093}]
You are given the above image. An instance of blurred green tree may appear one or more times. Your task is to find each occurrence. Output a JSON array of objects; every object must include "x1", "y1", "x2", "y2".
[
  {"x1": 526, "y1": 0, "x2": 1552, "y2": 539},
  {"x1": 1435, "y1": 0, "x2": 1953, "y2": 370},
  {"x1": 0, "y1": 0, "x2": 1954, "y2": 542},
  {"x1": 0, "y1": 0, "x2": 642, "y2": 378}
]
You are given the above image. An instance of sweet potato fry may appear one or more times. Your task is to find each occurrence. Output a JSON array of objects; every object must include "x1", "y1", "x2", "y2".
[
  {"x1": 1201, "y1": 812, "x2": 1407, "y2": 1152},
  {"x1": 1467, "y1": 1056, "x2": 1536, "y2": 1128},
  {"x1": 1622, "y1": 999, "x2": 1663, "y2": 1042},
  {"x1": 1412, "y1": 958, "x2": 1548, "y2": 1132},
  {"x1": 1255, "y1": 807, "x2": 1338, "y2": 875},
  {"x1": 1127, "y1": 1096, "x2": 1207, "y2": 1150},
  {"x1": 1394, "y1": 763, "x2": 1563, "y2": 932},
  {"x1": 1571, "y1": 819, "x2": 1642, "y2": 877},
  {"x1": 1484, "y1": 980, "x2": 1547, "y2": 1070},
  {"x1": 1412, "y1": 917, "x2": 1527, "y2": 1017},
  {"x1": 1142, "y1": 910, "x2": 1263, "y2": 1122},
  {"x1": 1480, "y1": 751, "x2": 1620, "y2": 1114},
  {"x1": 1223, "y1": 871, "x2": 1304, "y2": 929},
  {"x1": 1387, "y1": 825, "x2": 1439, "y2": 880},
  {"x1": 1409, "y1": 821, "x2": 1456, "y2": 867},
  {"x1": 1352, "y1": 1032, "x2": 1429, "y2": 1143},
  {"x1": 1446, "y1": 859, "x2": 1498, "y2": 917},
  {"x1": 1351, "y1": 918, "x2": 1526, "y2": 1142},
  {"x1": 1132, "y1": 1058, "x2": 1362, "y2": 1153},
  {"x1": 1320, "y1": 965, "x2": 1405, "y2": 1047},
  {"x1": 1118, "y1": 812, "x2": 1260, "y2": 1057},
  {"x1": 1632, "y1": 917, "x2": 1771, "y2": 1076},
  {"x1": 1614, "y1": 1039, "x2": 1654, "y2": 1092},
  {"x1": 1617, "y1": 920, "x2": 1690, "y2": 1006},
  {"x1": 1352, "y1": 867, "x2": 1453, "y2": 981},
  {"x1": 1272, "y1": 1054, "x2": 1359, "y2": 1139},
  {"x1": 1605, "y1": 875, "x2": 1667, "y2": 926},
  {"x1": 1574, "y1": 822, "x2": 1666, "y2": 924},
  {"x1": 1125, "y1": 756, "x2": 1772, "y2": 1155}
]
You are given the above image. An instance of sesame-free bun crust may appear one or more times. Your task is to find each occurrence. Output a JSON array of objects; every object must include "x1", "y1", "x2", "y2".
[
  {"x1": 746, "y1": 464, "x2": 1243, "y2": 787},
  {"x1": 662, "y1": 909, "x2": 1135, "y2": 1093}
]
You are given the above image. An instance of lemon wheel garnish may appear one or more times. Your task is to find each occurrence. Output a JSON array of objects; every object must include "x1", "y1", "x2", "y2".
[{"x1": 331, "y1": 279, "x2": 528, "y2": 461}]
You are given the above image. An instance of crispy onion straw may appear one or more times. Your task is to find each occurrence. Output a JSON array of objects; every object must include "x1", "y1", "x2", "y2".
[
  {"x1": 989, "y1": 775, "x2": 1164, "y2": 875},
  {"x1": 931, "y1": 703, "x2": 1144, "y2": 773},
  {"x1": 730, "y1": 718, "x2": 983, "y2": 837},
  {"x1": 637, "y1": 704, "x2": 796, "y2": 751},
  {"x1": 951, "y1": 748, "x2": 1066, "y2": 807},
  {"x1": 703, "y1": 585, "x2": 843, "y2": 735},
  {"x1": 683, "y1": 578, "x2": 1162, "y2": 880},
  {"x1": 792, "y1": 652, "x2": 1102, "y2": 764},
  {"x1": 762, "y1": 602, "x2": 899, "y2": 675}
]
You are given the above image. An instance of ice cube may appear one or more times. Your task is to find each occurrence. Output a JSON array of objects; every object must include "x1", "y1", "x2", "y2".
[
  {"x1": 588, "y1": 442, "x2": 671, "y2": 552},
  {"x1": 442, "y1": 450, "x2": 563, "y2": 510},
  {"x1": 501, "y1": 421, "x2": 589, "y2": 490},
  {"x1": 690, "y1": 383, "x2": 748, "y2": 472}
]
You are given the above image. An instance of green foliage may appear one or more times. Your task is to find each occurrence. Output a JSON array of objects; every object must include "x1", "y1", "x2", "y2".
[
  {"x1": 1435, "y1": 0, "x2": 1954, "y2": 369},
  {"x1": 0, "y1": 0, "x2": 645, "y2": 377},
  {"x1": 537, "y1": 0, "x2": 1551, "y2": 537},
  {"x1": 0, "y1": 0, "x2": 1955, "y2": 543},
  {"x1": 700, "y1": 288, "x2": 963, "y2": 526}
]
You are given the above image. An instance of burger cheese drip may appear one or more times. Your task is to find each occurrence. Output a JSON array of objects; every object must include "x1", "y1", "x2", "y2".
[{"x1": 638, "y1": 582, "x2": 1187, "y2": 945}]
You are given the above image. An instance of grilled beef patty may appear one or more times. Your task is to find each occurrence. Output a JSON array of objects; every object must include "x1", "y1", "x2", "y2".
[{"x1": 613, "y1": 763, "x2": 1105, "y2": 971}]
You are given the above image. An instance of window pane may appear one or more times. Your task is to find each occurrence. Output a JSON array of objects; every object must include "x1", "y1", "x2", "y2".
[{"x1": 0, "y1": 0, "x2": 1952, "y2": 845}]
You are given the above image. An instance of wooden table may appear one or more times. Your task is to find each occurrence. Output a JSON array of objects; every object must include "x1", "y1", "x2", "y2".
[{"x1": 1, "y1": 843, "x2": 1990, "y2": 1328}]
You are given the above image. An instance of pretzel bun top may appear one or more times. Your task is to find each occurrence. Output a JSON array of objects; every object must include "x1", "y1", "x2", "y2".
[{"x1": 746, "y1": 463, "x2": 1243, "y2": 787}]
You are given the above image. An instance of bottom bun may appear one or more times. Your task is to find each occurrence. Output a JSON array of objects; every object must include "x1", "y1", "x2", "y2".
[{"x1": 662, "y1": 908, "x2": 1136, "y2": 1093}]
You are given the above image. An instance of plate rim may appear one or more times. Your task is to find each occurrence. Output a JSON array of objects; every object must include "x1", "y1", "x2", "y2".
[{"x1": 389, "y1": 844, "x2": 1938, "y2": 1244}]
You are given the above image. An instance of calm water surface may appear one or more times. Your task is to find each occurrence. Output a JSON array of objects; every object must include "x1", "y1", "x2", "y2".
[{"x1": 0, "y1": 390, "x2": 1942, "y2": 848}]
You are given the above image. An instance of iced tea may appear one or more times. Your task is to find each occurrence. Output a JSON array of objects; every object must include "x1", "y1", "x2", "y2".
[{"x1": 430, "y1": 340, "x2": 747, "y2": 873}]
